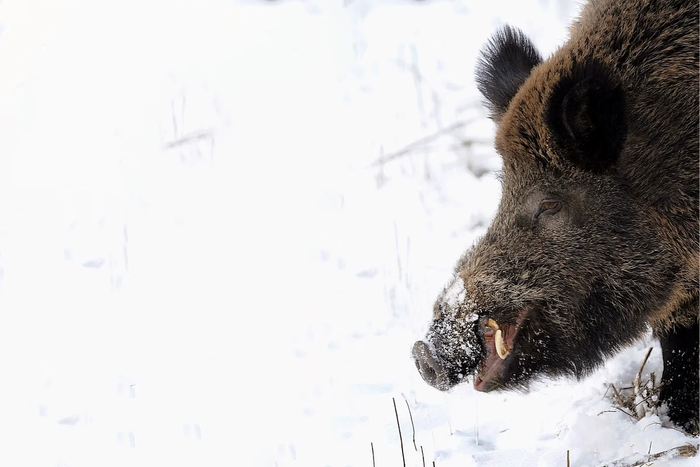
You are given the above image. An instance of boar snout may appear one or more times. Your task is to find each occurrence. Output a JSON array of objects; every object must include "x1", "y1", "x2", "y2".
[{"x1": 412, "y1": 341, "x2": 449, "y2": 391}]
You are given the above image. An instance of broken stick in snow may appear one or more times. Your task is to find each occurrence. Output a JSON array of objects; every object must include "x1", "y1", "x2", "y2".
[{"x1": 600, "y1": 443, "x2": 698, "y2": 467}]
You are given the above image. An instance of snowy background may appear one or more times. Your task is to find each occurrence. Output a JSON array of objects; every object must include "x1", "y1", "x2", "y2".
[{"x1": 0, "y1": 0, "x2": 697, "y2": 466}]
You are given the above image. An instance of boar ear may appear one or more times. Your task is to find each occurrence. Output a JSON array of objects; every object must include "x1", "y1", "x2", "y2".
[
  {"x1": 545, "y1": 60, "x2": 626, "y2": 173},
  {"x1": 475, "y1": 25, "x2": 542, "y2": 121}
]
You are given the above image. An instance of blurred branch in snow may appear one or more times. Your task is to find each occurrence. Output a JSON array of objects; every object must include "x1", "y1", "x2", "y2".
[
  {"x1": 401, "y1": 43, "x2": 430, "y2": 129},
  {"x1": 122, "y1": 224, "x2": 129, "y2": 272},
  {"x1": 162, "y1": 129, "x2": 214, "y2": 150},
  {"x1": 600, "y1": 443, "x2": 698, "y2": 467},
  {"x1": 163, "y1": 93, "x2": 217, "y2": 166},
  {"x1": 370, "y1": 119, "x2": 485, "y2": 168}
]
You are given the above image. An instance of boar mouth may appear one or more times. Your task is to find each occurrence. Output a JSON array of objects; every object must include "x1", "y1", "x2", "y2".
[{"x1": 474, "y1": 311, "x2": 529, "y2": 392}]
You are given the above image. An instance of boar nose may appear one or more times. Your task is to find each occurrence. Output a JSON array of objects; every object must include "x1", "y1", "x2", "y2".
[{"x1": 412, "y1": 341, "x2": 445, "y2": 389}]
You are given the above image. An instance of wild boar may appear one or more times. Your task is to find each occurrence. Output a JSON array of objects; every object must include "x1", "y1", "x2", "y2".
[{"x1": 412, "y1": 0, "x2": 699, "y2": 434}]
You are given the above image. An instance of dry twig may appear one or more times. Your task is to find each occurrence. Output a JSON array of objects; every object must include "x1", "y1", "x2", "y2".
[
  {"x1": 163, "y1": 129, "x2": 214, "y2": 150},
  {"x1": 634, "y1": 347, "x2": 653, "y2": 390},
  {"x1": 371, "y1": 120, "x2": 476, "y2": 167},
  {"x1": 605, "y1": 347, "x2": 660, "y2": 420},
  {"x1": 600, "y1": 444, "x2": 698, "y2": 467},
  {"x1": 393, "y1": 397, "x2": 406, "y2": 467},
  {"x1": 401, "y1": 394, "x2": 417, "y2": 451}
]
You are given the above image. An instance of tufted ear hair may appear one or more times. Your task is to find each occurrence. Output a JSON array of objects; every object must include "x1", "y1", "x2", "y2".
[
  {"x1": 475, "y1": 25, "x2": 542, "y2": 122},
  {"x1": 544, "y1": 60, "x2": 626, "y2": 173}
]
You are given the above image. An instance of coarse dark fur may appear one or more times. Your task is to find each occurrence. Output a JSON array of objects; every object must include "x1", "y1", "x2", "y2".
[{"x1": 412, "y1": 0, "x2": 699, "y2": 434}]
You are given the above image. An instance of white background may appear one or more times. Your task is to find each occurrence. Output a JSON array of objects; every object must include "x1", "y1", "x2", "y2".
[{"x1": 0, "y1": 0, "x2": 696, "y2": 465}]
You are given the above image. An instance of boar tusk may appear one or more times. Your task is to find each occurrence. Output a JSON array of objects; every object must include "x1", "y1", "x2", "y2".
[
  {"x1": 495, "y1": 329, "x2": 511, "y2": 359},
  {"x1": 486, "y1": 318, "x2": 500, "y2": 331}
]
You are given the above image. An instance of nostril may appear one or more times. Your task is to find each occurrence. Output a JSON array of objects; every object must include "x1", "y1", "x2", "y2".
[
  {"x1": 412, "y1": 341, "x2": 444, "y2": 387},
  {"x1": 421, "y1": 363, "x2": 436, "y2": 379}
]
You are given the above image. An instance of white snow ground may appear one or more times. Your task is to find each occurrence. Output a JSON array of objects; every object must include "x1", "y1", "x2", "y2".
[{"x1": 0, "y1": 0, "x2": 696, "y2": 466}]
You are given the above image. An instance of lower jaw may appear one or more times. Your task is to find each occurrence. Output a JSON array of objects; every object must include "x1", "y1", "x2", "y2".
[
  {"x1": 473, "y1": 365, "x2": 502, "y2": 392},
  {"x1": 473, "y1": 341, "x2": 511, "y2": 392},
  {"x1": 474, "y1": 375, "x2": 491, "y2": 391}
]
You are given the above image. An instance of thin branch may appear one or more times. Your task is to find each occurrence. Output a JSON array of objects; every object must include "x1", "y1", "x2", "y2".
[
  {"x1": 427, "y1": 413, "x2": 437, "y2": 453},
  {"x1": 370, "y1": 120, "x2": 475, "y2": 167},
  {"x1": 371, "y1": 442, "x2": 376, "y2": 467},
  {"x1": 601, "y1": 444, "x2": 698, "y2": 467},
  {"x1": 632, "y1": 392, "x2": 655, "y2": 409},
  {"x1": 613, "y1": 406, "x2": 638, "y2": 419},
  {"x1": 421, "y1": 446, "x2": 426, "y2": 467},
  {"x1": 443, "y1": 394, "x2": 453, "y2": 436},
  {"x1": 163, "y1": 130, "x2": 214, "y2": 150},
  {"x1": 610, "y1": 383, "x2": 624, "y2": 407},
  {"x1": 171, "y1": 99, "x2": 179, "y2": 138},
  {"x1": 408, "y1": 44, "x2": 427, "y2": 128},
  {"x1": 401, "y1": 394, "x2": 417, "y2": 451},
  {"x1": 393, "y1": 398, "x2": 406, "y2": 467},
  {"x1": 633, "y1": 347, "x2": 653, "y2": 393}
]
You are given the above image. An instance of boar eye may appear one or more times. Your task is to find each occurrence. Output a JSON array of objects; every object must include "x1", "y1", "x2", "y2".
[{"x1": 536, "y1": 199, "x2": 562, "y2": 218}]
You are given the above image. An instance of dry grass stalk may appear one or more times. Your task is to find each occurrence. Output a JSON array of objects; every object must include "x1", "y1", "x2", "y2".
[
  {"x1": 393, "y1": 397, "x2": 406, "y2": 467},
  {"x1": 606, "y1": 347, "x2": 660, "y2": 421},
  {"x1": 401, "y1": 393, "x2": 417, "y2": 451}
]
